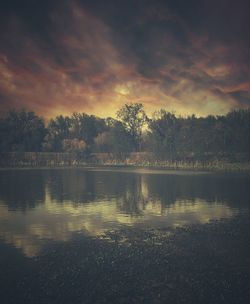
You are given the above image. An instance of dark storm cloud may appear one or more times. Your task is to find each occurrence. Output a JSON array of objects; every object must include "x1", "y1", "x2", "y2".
[
  {"x1": 229, "y1": 91, "x2": 250, "y2": 106},
  {"x1": 0, "y1": 0, "x2": 249, "y2": 118}
]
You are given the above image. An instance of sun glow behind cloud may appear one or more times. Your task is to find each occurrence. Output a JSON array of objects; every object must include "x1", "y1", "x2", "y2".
[{"x1": 0, "y1": 0, "x2": 249, "y2": 119}]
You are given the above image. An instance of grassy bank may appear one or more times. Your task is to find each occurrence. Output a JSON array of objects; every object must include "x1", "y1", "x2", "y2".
[
  {"x1": 109, "y1": 161, "x2": 250, "y2": 172},
  {"x1": 1, "y1": 152, "x2": 250, "y2": 172}
]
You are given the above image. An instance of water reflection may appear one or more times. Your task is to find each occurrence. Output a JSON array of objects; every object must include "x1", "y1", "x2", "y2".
[
  {"x1": 0, "y1": 170, "x2": 46, "y2": 210},
  {"x1": 0, "y1": 168, "x2": 249, "y2": 257}
]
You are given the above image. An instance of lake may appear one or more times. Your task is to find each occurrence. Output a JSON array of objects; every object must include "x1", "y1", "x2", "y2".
[{"x1": 0, "y1": 168, "x2": 250, "y2": 304}]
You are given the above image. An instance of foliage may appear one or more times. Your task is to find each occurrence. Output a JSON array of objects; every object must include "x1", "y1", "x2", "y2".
[
  {"x1": 43, "y1": 115, "x2": 71, "y2": 152},
  {"x1": 1, "y1": 106, "x2": 250, "y2": 161},
  {"x1": 148, "y1": 110, "x2": 178, "y2": 159},
  {"x1": 116, "y1": 103, "x2": 148, "y2": 151},
  {"x1": 0, "y1": 109, "x2": 46, "y2": 152},
  {"x1": 43, "y1": 113, "x2": 106, "y2": 153},
  {"x1": 62, "y1": 138, "x2": 87, "y2": 153},
  {"x1": 94, "y1": 119, "x2": 134, "y2": 153},
  {"x1": 147, "y1": 109, "x2": 250, "y2": 160},
  {"x1": 70, "y1": 113, "x2": 106, "y2": 146}
]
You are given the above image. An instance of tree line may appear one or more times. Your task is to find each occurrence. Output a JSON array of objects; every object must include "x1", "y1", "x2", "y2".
[{"x1": 0, "y1": 103, "x2": 250, "y2": 160}]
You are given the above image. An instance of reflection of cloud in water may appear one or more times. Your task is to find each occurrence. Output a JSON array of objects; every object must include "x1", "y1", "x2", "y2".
[{"x1": 0, "y1": 183, "x2": 237, "y2": 257}]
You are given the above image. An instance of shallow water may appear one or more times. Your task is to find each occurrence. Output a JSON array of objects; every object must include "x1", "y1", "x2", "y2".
[{"x1": 0, "y1": 168, "x2": 250, "y2": 303}]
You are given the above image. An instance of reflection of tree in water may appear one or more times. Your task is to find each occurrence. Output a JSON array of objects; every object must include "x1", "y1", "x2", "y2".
[
  {"x1": 46, "y1": 170, "x2": 154, "y2": 217},
  {"x1": 146, "y1": 173, "x2": 250, "y2": 210},
  {"x1": 47, "y1": 170, "x2": 97, "y2": 203},
  {"x1": 0, "y1": 170, "x2": 46, "y2": 210},
  {"x1": 1, "y1": 169, "x2": 250, "y2": 214},
  {"x1": 116, "y1": 175, "x2": 148, "y2": 216},
  {"x1": 110, "y1": 172, "x2": 250, "y2": 216},
  {"x1": 46, "y1": 170, "x2": 145, "y2": 205}
]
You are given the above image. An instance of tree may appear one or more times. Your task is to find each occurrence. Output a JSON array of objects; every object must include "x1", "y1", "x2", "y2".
[
  {"x1": 0, "y1": 109, "x2": 46, "y2": 152},
  {"x1": 70, "y1": 113, "x2": 106, "y2": 147},
  {"x1": 62, "y1": 138, "x2": 87, "y2": 153},
  {"x1": 116, "y1": 103, "x2": 148, "y2": 151},
  {"x1": 94, "y1": 119, "x2": 134, "y2": 153},
  {"x1": 148, "y1": 110, "x2": 178, "y2": 159},
  {"x1": 43, "y1": 115, "x2": 71, "y2": 152}
]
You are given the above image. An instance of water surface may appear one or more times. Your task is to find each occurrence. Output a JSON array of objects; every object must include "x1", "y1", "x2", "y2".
[
  {"x1": 0, "y1": 168, "x2": 250, "y2": 304},
  {"x1": 0, "y1": 168, "x2": 249, "y2": 257}
]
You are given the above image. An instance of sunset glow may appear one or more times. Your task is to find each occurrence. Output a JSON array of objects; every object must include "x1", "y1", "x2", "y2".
[{"x1": 0, "y1": 0, "x2": 249, "y2": 119}]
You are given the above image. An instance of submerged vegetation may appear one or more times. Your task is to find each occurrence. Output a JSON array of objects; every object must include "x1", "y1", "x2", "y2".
[{"x1": 0, "y1": 104, "x2": 250, "y2": 163}]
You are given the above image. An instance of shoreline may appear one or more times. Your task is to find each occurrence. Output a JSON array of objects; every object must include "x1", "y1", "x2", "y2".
[
  {"x1": 1, "y1": 151, "x2": 250, "y2": 172},
  {"x1": 1, "y1": 162, "x2": 250, "y2": 173}
]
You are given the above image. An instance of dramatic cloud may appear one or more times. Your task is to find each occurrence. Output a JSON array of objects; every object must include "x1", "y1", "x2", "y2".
[{"x1": 0, "y1": 0, "x2": 249, "y2": 119}]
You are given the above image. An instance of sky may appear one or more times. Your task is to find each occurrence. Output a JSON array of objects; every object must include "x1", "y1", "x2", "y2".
[{"x1": 0, "y1": 0, "x2": 250, "y2": 119}]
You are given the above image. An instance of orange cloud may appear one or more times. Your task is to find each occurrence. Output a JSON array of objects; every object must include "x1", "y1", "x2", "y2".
[{"x1": 0, "y1": 1, "x2": 249, "y2": 120}]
